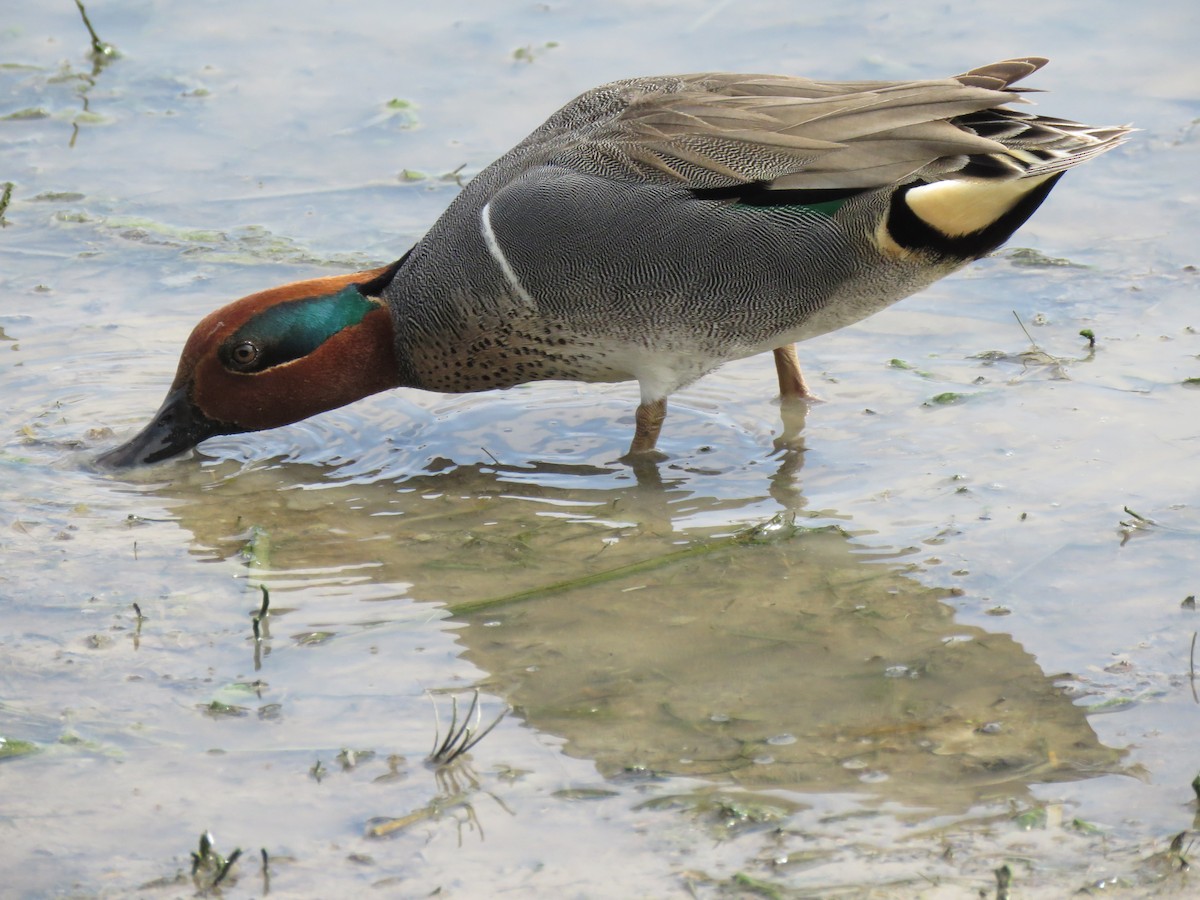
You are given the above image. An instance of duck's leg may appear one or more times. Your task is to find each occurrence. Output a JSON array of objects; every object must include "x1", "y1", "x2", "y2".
[
  {"x1": 627, "y1": 398, "x2": 667, "y2": 456},
  {"x1": 773, "y1": 345, "x2": 811, "y2": 400}
]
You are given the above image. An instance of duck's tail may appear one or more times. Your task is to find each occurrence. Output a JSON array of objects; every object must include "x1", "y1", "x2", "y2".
[{"x1": 947, "y1": 57, "x2": 1133, "y2": 181}]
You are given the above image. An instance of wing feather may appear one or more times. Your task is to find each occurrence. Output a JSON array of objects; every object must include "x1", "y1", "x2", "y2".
[{"x1": 527, "y1": 57, "x2": 1124, "y2": 194}]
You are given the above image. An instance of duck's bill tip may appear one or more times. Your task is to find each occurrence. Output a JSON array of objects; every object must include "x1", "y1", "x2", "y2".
[
  {"x1": 96, "y1": 428, "x2": 190, "y2": 469},
  {"x1": 96, "y1": 387, "x2": 225, "y2": 469}
]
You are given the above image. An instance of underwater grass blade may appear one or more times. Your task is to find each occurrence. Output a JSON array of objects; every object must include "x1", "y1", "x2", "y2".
[{"x1": 447, "y1": 515, "x2": 834, "y2": 616}]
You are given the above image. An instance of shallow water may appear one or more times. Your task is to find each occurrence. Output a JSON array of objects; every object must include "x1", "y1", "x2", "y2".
[{"x1": 2, "y1": 1, "x2": 1199, "y2": 896}]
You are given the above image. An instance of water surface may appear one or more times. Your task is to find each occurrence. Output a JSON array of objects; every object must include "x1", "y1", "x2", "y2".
[{"x1": 2, "y1": 1, "x2": 1198, "y2": 896}]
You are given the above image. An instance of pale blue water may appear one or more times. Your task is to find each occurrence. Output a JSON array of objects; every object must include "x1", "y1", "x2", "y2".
[{"x1": 2, "y1": 1, "x2": 1198, "y2": 895}]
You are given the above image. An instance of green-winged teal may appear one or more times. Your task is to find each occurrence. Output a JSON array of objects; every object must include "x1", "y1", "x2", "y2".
[{"x1": 100, "y1": 57, "x2": 1129, "y2": 467}]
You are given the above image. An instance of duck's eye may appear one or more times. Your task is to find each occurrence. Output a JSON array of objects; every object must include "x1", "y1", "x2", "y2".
[{"x1": 229, "y1": 340, "x2": 261, "y2": 370}]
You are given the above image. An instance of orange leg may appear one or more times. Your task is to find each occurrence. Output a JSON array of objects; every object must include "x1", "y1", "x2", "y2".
[
  {"x1": 627, "y1": 398, "x2": 667, "y2": 456},
  {"x1": 773, "y1": 345, "x2": 812, "y2": 400}
]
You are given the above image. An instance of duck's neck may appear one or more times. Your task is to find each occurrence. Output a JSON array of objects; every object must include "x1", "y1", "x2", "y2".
[{"x1": 375, "y1": 229, "x2": 547, "y2": 395}]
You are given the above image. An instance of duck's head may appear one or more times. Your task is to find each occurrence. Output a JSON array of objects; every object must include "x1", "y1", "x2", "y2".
[{"x1": 98, "y1": 261, "x2": 403, "y2": 468}]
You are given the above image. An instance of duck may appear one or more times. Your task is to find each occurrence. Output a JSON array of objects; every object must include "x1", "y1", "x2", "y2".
[{"x1": 99, "y1": 57, "x2": 1129, "y2": 468}]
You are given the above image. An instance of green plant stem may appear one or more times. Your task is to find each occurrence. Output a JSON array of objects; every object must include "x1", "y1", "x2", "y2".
[
  {"x1": 446, "y1": 517, "x2": 832, "y2": 616},
  {"x1": 74, "y1": 0, "x2": 110, "y2": 57}
]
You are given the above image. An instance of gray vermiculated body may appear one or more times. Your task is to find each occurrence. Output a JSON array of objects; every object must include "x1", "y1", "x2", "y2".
[{"x1": 380, "y1": 70, "x2": 1087, "y2": 398}]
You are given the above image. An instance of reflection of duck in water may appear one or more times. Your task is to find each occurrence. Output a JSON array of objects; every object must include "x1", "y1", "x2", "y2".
[
  {"x1": 153, "y1": 459, "x2": 1121, "y2": 813},
  {"x1": 455, "y1": 520, "x2": 1124, "y2": 809},
  {"x1": 100, "y1": 59, "x2": 1128, "y2": 467}
]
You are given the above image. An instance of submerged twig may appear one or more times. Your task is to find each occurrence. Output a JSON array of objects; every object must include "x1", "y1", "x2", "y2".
[{"x1": 365, "y1": 788, "x2": 477, "y2": 839}]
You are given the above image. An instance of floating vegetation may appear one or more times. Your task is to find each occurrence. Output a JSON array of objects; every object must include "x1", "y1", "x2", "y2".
[
  {"x1": 292, "y1": 630, "x2": 335, "y2": 646},
  {"x1": 0, "y1": 736, "x2": 40, "y2": 761},
  {"x1": 636, "y1": 789, "x2": 801, "y2": 839},
  {"x1": 398, "y1": 163, "x2": 469, "y2": 187},
  {"x1": 50, "y1": 212, "x2": 380, "y2": 269},
  {"x1": 1003, "y1": 246, "x2": 1089, "y2": 268},
  {"x1": 239, "y1": 524, "x2": 271, "y2": 569},
  {"x1": 1, "y1": 109, "x2": 51, "y2": 121},
  {"x1": 888, "y1": 357, "x2": 937, "y2": 379},
  {"x1": 512, "y1": 41, "x2": 559, "y2": 64},
  {"x1": 552, "y1": 786, "x2": 619, "y2": 801},
  {"x1": 730, "y1": 871, "x2": 788, "y2": 899},
  {"x1": 336, "y1": 748, "x2": 377, "y2": 771},
  {"x1": 199, "y1": 700, "x2": 250, "y2": 718},
  {"x1": 382, "y1": 97, "x2": 420, "y2": 129},
  {"x1": 336, "y1": 97, "x2": 421, "y2": 135},
  {"x1": 925, "y1": 391, "x2": 970, "y2": 406}
]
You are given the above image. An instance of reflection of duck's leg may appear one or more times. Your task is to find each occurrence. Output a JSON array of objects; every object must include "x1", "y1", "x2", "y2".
[
  {"x1": 617, "y1": 438, "x2": 675, "y2": 527},
  {"x1": 772, "y1": 346, "x2": 812, "y2": 454},
  {"x1": 775, "y1": 398, "x2": 809, "y2": 453},
  {"x1": 769, "y1": 349, "x2": 810, "y2": 508},
  {"x1": 769, "y1": 398, "x2": 809, "y2": 510},
  {"x1": 625, "y1": 453, "x2": 667, "y2": 493}
]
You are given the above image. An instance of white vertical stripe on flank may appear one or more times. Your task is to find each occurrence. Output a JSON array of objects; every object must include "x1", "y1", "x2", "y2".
[{"x1": 480, "y1": 202, "x2": 533, "y2": 304}]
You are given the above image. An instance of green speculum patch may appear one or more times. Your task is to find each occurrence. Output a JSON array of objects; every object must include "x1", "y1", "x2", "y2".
[
  {"x1": 800, "y1": 198, "x2": 848, "y2": 217},
  {"x1": 229, "y1": 286, "x2": 377, "y2": 371}
]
